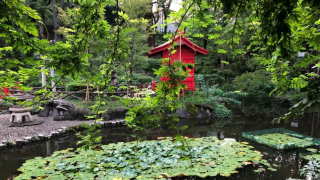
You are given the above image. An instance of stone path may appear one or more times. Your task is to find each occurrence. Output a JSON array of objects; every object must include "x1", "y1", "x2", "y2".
[{"x1": 0, "y1": 114, "x2": 94, "y2": 142}]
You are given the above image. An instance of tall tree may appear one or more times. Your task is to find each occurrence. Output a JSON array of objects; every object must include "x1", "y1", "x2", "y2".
[{"x1": 121, "y1": 0, "x2": 152, "y2": 85}]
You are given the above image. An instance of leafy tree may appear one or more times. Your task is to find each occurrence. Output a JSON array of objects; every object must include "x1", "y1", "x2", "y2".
[
  {"x1": 121, "y1": 0, "x2": 152, "y2": 85},
  {"x1": 0, "y1": 0, "x2": 45, "y2": 102}
]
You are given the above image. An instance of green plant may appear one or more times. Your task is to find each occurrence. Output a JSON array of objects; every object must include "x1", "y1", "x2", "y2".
[
  {"x1": 15, "y1": 136, "x2": 276, "y2": 179},
  {"x1": 206, "y1": 85, "x2": 246, "y2": 119},
  {"x1": 76, "y1": 123, "x2": 102, "y2": 150},
  {"x1": 300, "y1": 161, "x2": 320, "y2": 180}
]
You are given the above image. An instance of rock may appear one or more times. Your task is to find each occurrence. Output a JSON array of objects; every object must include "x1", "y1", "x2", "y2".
[
  {"x1": 38, "y1": 134, "x2": 45, "y2": 140},
  {"x1": 51, "y1": 108, "x2": 59, "y2": 117},
  {"x1": 0, "y1": 144, "x2": 6, "y2": 150},
  {"x1": 74, "y1": 107, "x2": 93, "y2": 120},
  {"x1": 16, "y1": 139, "x2": 24, "y2": 146},
  {"x1": 98, "y1": 121, "x2": 105, "y2": 128},
  {"x1": 1, "y1": 140, "x2": 7, "y2": 145},
  {"x1": 176, "y1": 107, "x2": 190, "y2": 118},
  {"x1": 176, "y1": 103, "x2": 214, "y2": 119},
  {"x1": 38, "y1": 105, "x2": 50, "y2": 117},
  {"x1": 51, "y1": 131, "x2": 58, "y2": 137},
  {"x1": 116, "y1": 120, "x2": 120, "y2": 126},
  {"x1": 53, "y1": 99, "x2": 76, "y2": 113},
  {"x1": 102, "y1": 107, "x2": 128, "y2": 121},
  {"x1": 53, "y1": 116, "x2": 73, "y2": 121},
  {"x1": 102, "y1": 113, "x2": 111, "y2": 121},
  {"x1": 24, "y1": 136, "x2": 33, "y2": 143},
  {"x1": 39, "y1": 99, "x2": 93, "y2": 121}
]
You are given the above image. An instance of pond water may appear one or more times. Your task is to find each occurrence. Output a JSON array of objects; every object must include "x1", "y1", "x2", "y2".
[{"x1": 1, "y1": 114, "x2": 319, "y2": 180}]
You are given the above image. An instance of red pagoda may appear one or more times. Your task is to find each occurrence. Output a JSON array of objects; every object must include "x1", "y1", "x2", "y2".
[{"x1": 148, "y1": 32, "x2": 208, "y2": 92}]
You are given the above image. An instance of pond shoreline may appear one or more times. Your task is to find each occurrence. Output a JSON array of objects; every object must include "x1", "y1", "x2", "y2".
[{"x1": 0, "y1": 114, "x2": 127, "y2": 150}]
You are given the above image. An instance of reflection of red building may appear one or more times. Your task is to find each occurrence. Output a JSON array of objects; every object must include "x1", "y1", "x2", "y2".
[{"x1": 148, "y1": 32, "x2": 208, "y2": 91}]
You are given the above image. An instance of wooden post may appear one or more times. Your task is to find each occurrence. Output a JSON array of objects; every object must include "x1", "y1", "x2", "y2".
[
  {"x1": 50, "y1": 68, "x2": 56, "y2": 92},
  {"x1": 41, "y1": 66, "x2": 46, "y2": 88}
]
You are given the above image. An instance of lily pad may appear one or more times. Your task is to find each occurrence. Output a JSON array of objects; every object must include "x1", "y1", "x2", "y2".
[{"x1": 15, "y1": 137, "x2": 275, "y2": 179}]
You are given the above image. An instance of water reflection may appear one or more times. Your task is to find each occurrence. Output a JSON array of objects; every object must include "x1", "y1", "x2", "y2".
[{"x1": 0, "y1": 115, "x2": 319, "y2": 180}]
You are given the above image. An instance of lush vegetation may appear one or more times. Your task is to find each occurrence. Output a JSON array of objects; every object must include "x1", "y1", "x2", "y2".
[
  {"x1": 15, "y1": 137, "x2": 275, "y2": 179},
  {"x1": 1, "y1": 0, "x2": 320, "y2": 179},
  {"x1": 254, "y1": 133, "x2": 317, "y2": 149}
]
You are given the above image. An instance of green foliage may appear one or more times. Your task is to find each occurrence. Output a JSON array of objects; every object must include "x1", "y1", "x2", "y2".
[
  {"x1": 0, "y1": 100, "x2": 13, "y2": 107},
  {"x1": 76, "y1": 123, "x2": 102, "y2": 151},
  {"x1": 15, "y1": 136, "x2": 275, "y2": 179},
  {"x1": 300, "y1": 148, "x2": 320, "y2": 179},
  {"x1": 233, "y1": 70, "x2": 274, "y2": 94},
  {"x1": 67, "y1": 99, "x2": 124, "y2": 110},
  {"x1": 274, "y1": 78, "x2": 320, "y2": 123},
  {"x1": 180, "y1": 85, "x2": 246, "y2": 120},
  {"x1": 119, "y1": 73, "x2": 154, "y2": 84},
  {"x1": 0, "y1": 0, "x2": 44, "y2": 96},
  {"x1": 254, "y1": 133, "x2": 317, "y2": 149},
  {"x1": 300, "y1": 161, "x2": 320, "y2": 179},
  {"x1": 207, "y1": 85, "x2": 246, "y2": 119}
]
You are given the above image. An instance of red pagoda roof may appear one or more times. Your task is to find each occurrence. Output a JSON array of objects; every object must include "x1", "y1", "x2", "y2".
[{"x1": 148, "y1": 34, "x2": 209, "y2": 58}]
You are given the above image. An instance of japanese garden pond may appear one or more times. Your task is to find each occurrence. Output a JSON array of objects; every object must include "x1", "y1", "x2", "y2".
[{"x1": 1, "y1": 114, "x2": 319, "y2": 180}]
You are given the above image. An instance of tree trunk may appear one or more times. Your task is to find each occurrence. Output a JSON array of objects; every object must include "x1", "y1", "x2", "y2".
[
  {"x1": 67, "y1": 0, "x2": 70, "y2": 8},
  {"x1": 129, "y1": 39, "x2": 134, "y2": 85},
  {"x1": 163, "y1": 12, "x2": 168, "y2": 34},
  {"x1": 60, "y1": 0, "x2": 64, "y2": 9},
  {"x1": 220, "y1": 54, "x2": 225, "y2": 70},
  {"x1": 311, "y1": 112, "x2": 317, "y2": 136},
  {"x1": 85, "y1": 80, "x2": 90, "y2": 101},
  {"x1": 203, "y1": 37, "x2": 208, "y2": 49},
  {"x1": 39, "y1": 23, "x2": 45, "y2": 39},
  {"x1": 52, "y1": 0, "x2": 58, "y2": 42}
]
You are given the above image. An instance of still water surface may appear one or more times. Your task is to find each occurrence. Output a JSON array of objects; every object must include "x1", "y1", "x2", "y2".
[{"x1": 0, "y1": 115, "x2": 319, "y2": 180}]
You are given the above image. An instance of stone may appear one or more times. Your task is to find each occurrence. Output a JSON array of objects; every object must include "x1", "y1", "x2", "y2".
[
  {"x1": 176, "y1": 107, "x2": 190, "y2": 118},
  {"x1": 51, "y1": 131, "x2": 58, "y2": 137},
  {"x1": 24, "y1": 136, "x2": 33, "y2": 142},
  {"x1": 75, "y1": 107, "x2": 93, "y2": 120},
  {"x1": 53, "y1": 116, "x2": 73, "y2": 121},
  {"x1": 16, "y1": 139, "x2": 24, "y2": 146},
  {"x1": 9, "y1": 120, "x2": 44, "y2": 127},
  {"x1": 38, "y1": 105, "x2": 50, "y2": 117},
  {"x1": 10, "y1": 111, "x2": 33, "y2": 124},
  {"x1": 102, "y1": 108, "x2": 128, "y2": 121},
  {"x1": 1, "y1": 140, "x2": 7, "y2": 146},
  {"x1": 38, "y1": 134, "x2": 45, "y2": 140},
  {"x1": 0, "y1": 144, "x2": 6, "y2": 150},
  {"x1": 39, "y1": 99, "x2": 95, "y2": 121},
  {"x1": 98, "y1": 121, "x2": 105, "y2": 128},
  {"x1": 116, "y1": 120, "x2": 120, "y2": 126},
  {"x1": 7, "y1": 141, "x2": 13, "y2": 147},
  {"x1": 51, "y1": 108, "x2": 59, "y2": 117}
]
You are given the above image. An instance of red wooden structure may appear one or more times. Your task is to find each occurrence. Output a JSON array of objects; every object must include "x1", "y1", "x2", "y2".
[{"x1": 148, "y1": 32, "x2": 208, "y2": 91}]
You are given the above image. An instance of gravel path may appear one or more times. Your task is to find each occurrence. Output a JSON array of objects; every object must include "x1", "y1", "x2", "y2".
[{"x1": 0, "y1": 115, "x2": 94, "y2": 142}]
